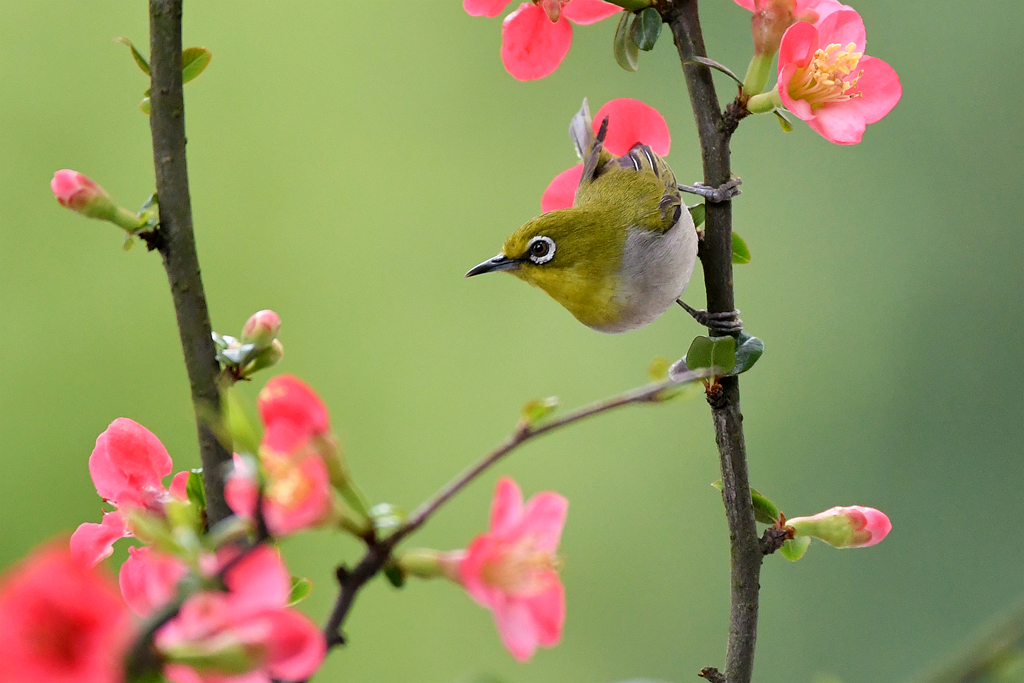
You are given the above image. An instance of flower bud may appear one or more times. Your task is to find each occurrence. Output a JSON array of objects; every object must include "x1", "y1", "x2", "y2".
[
  {"x1": 787, "y1": 505, "x2": 891, "y2": 548},
  {"x1": 241, "y1": 309, "x2": 282, "y2": 349},
  {"x1": 243, "y1": 339, "x2": 284, "y2": 377},
  {"x1": 750, "y1": 0, "x2": 807, "y2": 55},
  {"x1": 51, "y1": 169, "x2": 144, "y2": 231}
]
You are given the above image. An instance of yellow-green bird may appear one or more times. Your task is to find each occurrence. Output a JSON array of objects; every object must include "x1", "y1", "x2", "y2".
[{"x1": 467, "y1": 99, "x2": 738, "y2": 334}]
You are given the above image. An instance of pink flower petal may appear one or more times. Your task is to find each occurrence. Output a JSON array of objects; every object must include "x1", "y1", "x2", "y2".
[
  {"x1": 778, "y1": 20, "x2": 817, "y2": 71},
  {"x1": 804, "y1": 0, "x2": 852, "y2": 24},
  {"x1": 561, "y1": 0, "x2": 621, "y2": 25},
  {"x1": 119, "y1": 546, "x2": 187, "y2": 617},
  {"x1": 464, "y1": 0, "x2": 512, "y2": 17},
  {"x1": 732, "y1": 0, "x2": 755, "y2": 10},
  {"x1": 225, "y1": 455, "x2": 258, "y2": 521},
  {"x1": 593, "y1": 98, "x2": 671, "y2": 156},
  {"x1": 815, "y1": 8, "x2": 865, "y2": 53},
  {"x1": 258, "y1": 375, "x2": 330, "y2": 439},
  {"x1": 850, "y1": 505, "x2": 892, "y2": 547},
  {"x1": 501, "y1": 4, "x2": 573, "y2": 81},
  {"x1": 491, "y1": 596, "x2": 542, "y2": 662},
  {"x1": 541, "y1": 165, "x2": 583, "y2": 212},
  {"x1": 805, "y1": 102, "x2": 867, "y2": 144},
  {"x1": 522, "y1": 580, "x2": 564, "y2": 646},
  {"x1": 89, "y1": 418, "x2": 172, "y2": 509},
  {"x1": 489, "y1": 477, "x2": 524, "y2": 537},
  {"x1": 846, "y1": 54, "x2": 902, "y2": 125},
  {"x1": 223, "y1": 546, "x2": 291, "y2": 616},
  {"x1": 518, "y1": 491, "x2": 568, "y2": 553},
  {"x1": 169, "y1": 471, "x2": 190, "y2": 502},
  {"x1": 70, "y1": 512, "x2": 129, "y2": 567},
  {"x1": 262, "y1": 610, "x2": 327, "y2": 681}
]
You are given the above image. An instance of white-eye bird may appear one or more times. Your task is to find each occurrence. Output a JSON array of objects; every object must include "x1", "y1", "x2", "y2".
[{"x1": 467, "y1": 99, "x2": 717, "y2": 334}]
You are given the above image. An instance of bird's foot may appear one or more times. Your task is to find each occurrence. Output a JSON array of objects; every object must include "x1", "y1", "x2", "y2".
[
  {"x1": 676, "y1": 300, "x2": 743, "y2": 334},
  {"x1": 678, "y1": 177, "x2": 742, "y2": 203}
]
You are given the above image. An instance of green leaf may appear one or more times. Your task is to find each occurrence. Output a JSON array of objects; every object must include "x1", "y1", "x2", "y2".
[
  {"x1": 630, "y1": 8, "x2": 662, "y2": 51},
  {"x1": 726, "y1": 332, "x2": 764, "y2": 376},
  {"x1": 750, "y1": 487, "x2": 779, "y2": 524},
  {"x1": 711, "y1": 480, "x2": 723, "y2": 491},
  {"x1": 775, "y1": 109, "x2": 794, "y2": 133},
  {"x1": 688, "y1": 203, "x2": 706, "y2": 229},
  {"x1": 613, "y1": 12, "x2": 639, "y2": 72},
  {"x1": 684, "y1": 335, "x2": 736, "y2": 375},
  {"x1": 288, "y1": 576, "x2": 313, "y2": 606},
  {"x1": 123, "y1": 234, "x2": 135, "y2": 251},
  {"x1": 780, "y1": 536, "x2": 811, "y2": 561},
  {"x1": 115, "y1": 37, "x2": 150, "y2": 75},
  {"x1": 686, "y1": 55, "x2": 744, "y2": 87},
  {"x1": 139, "y1": 96, "x2": 151, "y2": 115},
  {"x1": 186, "y1": 470, "x2": 206, "y2": 510},
  {"x1": 521, "y1": 396, "x2": 559, "y2": 425},
  {"x1": 181, "y1": 47, "x2": 212, "y2": 84},
  {"x1": 732, "y1": 232, "x2": 751, "y2": 264},
  {"x1": 384, "y1": 564, "x2": 406, "y2": 588}
]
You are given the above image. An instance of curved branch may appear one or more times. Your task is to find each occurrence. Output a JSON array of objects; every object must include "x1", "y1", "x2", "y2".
[{"x1": 148, "y1": 0, "x2": 233, "y2": 524}]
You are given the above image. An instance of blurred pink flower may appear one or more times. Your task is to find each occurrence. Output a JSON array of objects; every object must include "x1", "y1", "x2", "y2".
[
  {"x1": 465, "y1": 0, "x2": 621, "y2": 80},
  {"x1": 71, "y1": 418, "x2": 180, "y2": 566},
  {"x1": 777, "y1": 10, "x2": 901, "y2": 144},
  {"x1": 0, "y1": 543, "x2": 131, "y2": 683},
  {"x1": 732, "y1": 0, "x2": 851, "y2": 54},
  {"x1": 446, "y1": 477, "x2": 567, "y2": 662},
  {"x1": 788, "y1": 505, "x2": 892, "y2": 548},
  {"x1": 541, "y1": 98, "x2": 670, "y2": 212},
  {"x1": 156, "y1": 546, "x2": 325, "y2": 683}
]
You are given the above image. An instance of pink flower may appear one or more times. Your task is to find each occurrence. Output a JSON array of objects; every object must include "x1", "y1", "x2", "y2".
[
  {"x1": 51, "y1": 170, "x2": 111, "y2": 214},
  {"x1": 119, "y1": 546, "x2": 188, "y2": 617},
  {"x1": 776, "y1": 10, "x2": 901, "y2": 144},
  {"x1": 156, "y1": 546, "x2": 325, "y2": 683},
  {"x1": 241, "y1": 310, "x2": 281, "y2": 349},
  {"x1": 465, "y1": 0, "x2": 621, "y2": 81},
  {"x1": 732, "y1": 0, "x2": 851, "y2": 54},
  {"x1": 541, "y1": 98, "x2": 670, "y2": 212},
  {"x1": 0, "y1": 543, "x2": 131, "y2": 683},
  {"x1": 788, "y1": 505, "x2": 892, "y2": 548},
  {"x1": 71, "y1": 418, "x2": 188, "y2": 566},
  {"x1": 225, "y1": 376, "x2": 338, "y2": 536},
  {"x1": 447, "y1": 477, "x2": 567, "y2": 662}
]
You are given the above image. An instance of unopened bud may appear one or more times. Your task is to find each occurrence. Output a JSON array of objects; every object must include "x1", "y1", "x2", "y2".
[
  {"x1": 750, "y1": 0, "x2": 802, "y2": 55},
  {"x1": 241, "y1": 309, "x2": 281, "y2": 349},
  {"x1": 788, "y1": 506, "x2": 891, "y2": 548},
  {"x1": 51, "y1": 169, "x2": 143, "y2": 231}
]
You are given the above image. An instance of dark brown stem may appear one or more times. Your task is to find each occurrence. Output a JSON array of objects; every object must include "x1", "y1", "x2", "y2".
[
  {"x1": 661, "y1": 2, "x2": 762, "y2": 682},
  {"x1": 148, "y1": 0, "x2": 232, "y2": 524}
]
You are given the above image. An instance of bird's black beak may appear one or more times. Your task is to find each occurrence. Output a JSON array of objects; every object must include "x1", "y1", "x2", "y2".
[{"x1": 465, "y1": 254, "x2": 520, "y2": 277}]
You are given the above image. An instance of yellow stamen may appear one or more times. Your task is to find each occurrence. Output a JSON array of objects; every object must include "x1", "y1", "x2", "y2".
[
  {"x1": 480, "y1": 536, "x2": 561, "y2": 595},
  {"x1": 788, "y1": 42, "x2": 865, "y2": 110}
]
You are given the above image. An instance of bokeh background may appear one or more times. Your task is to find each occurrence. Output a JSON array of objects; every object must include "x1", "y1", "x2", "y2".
[{"x1": 1, "y1": 1, "x2": 1022, "y2": 682}]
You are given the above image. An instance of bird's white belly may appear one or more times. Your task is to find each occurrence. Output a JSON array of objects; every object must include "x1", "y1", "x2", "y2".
[{"x1": 594, "y1": 216, "x2": 698, "y2": 333}]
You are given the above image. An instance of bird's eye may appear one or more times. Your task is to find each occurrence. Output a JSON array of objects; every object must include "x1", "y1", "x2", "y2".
[{"x1": 527, "y1": 236, "x2": 556, "y2": 265}]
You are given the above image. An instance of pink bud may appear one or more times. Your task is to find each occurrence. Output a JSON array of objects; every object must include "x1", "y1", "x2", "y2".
[
  {"x1": 51, "y1": 170, "x2": 108, "y2": 210},
  {"x1": 241, "y1": 309, "x2": 282, "y2": 348},
  {"x1": 788, "y1": 505, "x2": 892, "y2": 548}
]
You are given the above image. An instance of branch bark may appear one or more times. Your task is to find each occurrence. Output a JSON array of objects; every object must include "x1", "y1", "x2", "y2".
[
  {"x1": 148, "y1": 0, "x2": 232, "y2": 524},
  {"x1": 661, "y1": 2, "x2": 762, "y2": 682}
]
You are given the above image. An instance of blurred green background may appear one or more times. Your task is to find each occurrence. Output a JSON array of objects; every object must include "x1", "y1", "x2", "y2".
[{"x1": 1, "y1": 1, "x2": 1021, "y2": 682}]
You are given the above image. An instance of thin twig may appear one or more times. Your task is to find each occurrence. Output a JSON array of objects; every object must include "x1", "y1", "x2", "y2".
[
  {"x1": 279, "y1": 367, "x2": 716, "y2": 678},
  {"x1": 148, "y1": 0, "x2": 233, "y2": 524},
  {"x1": 660, "y1": 2, "x2": 762, "y2": 682}
]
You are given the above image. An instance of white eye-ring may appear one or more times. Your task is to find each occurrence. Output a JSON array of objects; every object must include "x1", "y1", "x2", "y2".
[{"x1": 527, "y1": 236, "x2": 556, "y2": 264}]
